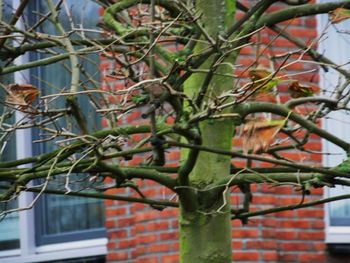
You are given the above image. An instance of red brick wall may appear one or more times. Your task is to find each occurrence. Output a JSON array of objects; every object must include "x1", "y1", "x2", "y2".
[{"x1": 103, "y1": 5, "x2": 339, "y2": 263}]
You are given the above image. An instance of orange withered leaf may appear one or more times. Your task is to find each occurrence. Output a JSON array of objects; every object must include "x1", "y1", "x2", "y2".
[
  {"x1": 288, "y1": 81, "x2": 314, "y2": 98},
  {"x1": 329, "y1": 8, "x2": 350, "y2": 24},
  {"x1": 5, "y1": 84, "x2": 40, "y2": 110},
  {"x1": 242, "y1": 119, "x2": 285, "y2": 154}
]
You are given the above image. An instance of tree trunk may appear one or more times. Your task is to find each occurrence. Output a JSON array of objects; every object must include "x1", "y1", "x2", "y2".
[
  {"x1": 180, "y1": 210, "x2": 232, "y2": 263},
  {"x1": 179, "y1": 1, "x2": 236, "y2": 262}
]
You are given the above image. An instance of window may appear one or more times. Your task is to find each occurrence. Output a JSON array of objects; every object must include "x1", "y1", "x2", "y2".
[
  {"x1": 0, "y1": 1, "x2": 107, "y2": 261},
  {"x1": 0, "y1": 96, "x2": 19, "y2": 252},
  {"x1": 0, "y1": 85, "x2": 19, "y2": 252},
  {"x1": 0, "y1": 1, "x2": 19, "y2": 252},
  {"x1": 318, "y1": 0, "x2": 350, "y2": 243},
  {"x1": 30, "y1": 0, "x2": 105, "y2": 247}
]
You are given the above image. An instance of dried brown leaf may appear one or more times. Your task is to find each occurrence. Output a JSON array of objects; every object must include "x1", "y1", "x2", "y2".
[
  {"x1": 288, "y1": 81, "x2": 314, "y2": 98},
  {"x1": 242, "y1": 120, "x2": 285, "y2": 154},
  {"x1": 329, "y1": 8, "x2": 350, "y2": 24},
  {"x1": 5, "y1": 84, "x2": 39, "y2": 110}
]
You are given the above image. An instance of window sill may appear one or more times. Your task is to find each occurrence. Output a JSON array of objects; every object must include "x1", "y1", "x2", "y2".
[
  {"x1": 326, "y1": 227, "x2": 350, "y2": 243},
  {"x1": 0, "y1": 238, "x2": 107, "y2": 263}
]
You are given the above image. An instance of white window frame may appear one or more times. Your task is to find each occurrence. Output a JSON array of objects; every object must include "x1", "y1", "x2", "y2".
[
  {"x1": 0, "y1": 1, "x2": 107, "y2": 261},
  {"x1": 318, "y1": 0, "x2": 350, "y2": 243}
]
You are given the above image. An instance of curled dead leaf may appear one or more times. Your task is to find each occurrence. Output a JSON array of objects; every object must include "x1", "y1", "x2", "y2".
[
  {"x1": 5, "y1": 83, "x2": 39, "y2": 110},
  {"x1": 288, "y1": 81, "x2": 314, "y2": 98},
  {"x1": 329, "y1": 8, "x2": 350, "y2": 24},
  {"x1": 242, "y1": 119, "x2": 285, "y2": 154}
]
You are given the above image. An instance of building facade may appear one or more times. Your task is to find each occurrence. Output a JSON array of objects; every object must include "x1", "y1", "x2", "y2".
[{"x1": 1, "y1": 1, "x2": 350, "y2": 263}]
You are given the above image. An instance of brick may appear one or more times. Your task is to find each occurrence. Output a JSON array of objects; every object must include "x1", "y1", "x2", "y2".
[
  {"x1": 132, "y1": 246, "x2": 146, "y2": 258},
  {"x1": 313, "y1": 242, "x2": 327, "y2": 250},
  {"x1": 262, "y1": 229, "x2": 276, "y2": 238},
  {"x1": 274, "y1": 186, "x2": 294, "y2": 195},
  {"x1": 275, "y1": 210, "x2": 295, "y2": 218},
  {"x1": 232, "y1": 229, "x2": 259, "y2": 238},
  {"x1": 135, "y1": 210, "x2": 161, "y2": 222},
  {"x1": 167, "y1": 150, "x2": 180, "y2": 161},
  {"x1": 281, "y1": 242, "x2": 310, "y2": 251},
  {"x1": 142, "y1": 189, "x2": 158, "y2": 197},
  {"x1": 107, "y1": 241, "x2": 116, "y2": 250},
  {"x1": 134, "y1": 224, "x2": 146, "y2": 234},
  {"x1": 253, "y1": 195, "x2": 276, "y2": 204},
  {"x1": 233, "y1": 252, "x2": 260, "y2": 261},
  {"x1": 232, "y1": 241, "x2": 243, "y2": 249},
  {"x1": 170, "y1": 220, "x2": 178, "y2": 229},
  {"x1": 137, "y1": 234, "x2": 158, "y2": 244},
  {"x1": 246, "y1": 240, "x2": 277, "y2": 250},
  {"x1": 161, "y1": 254, "x2": 179, "y2": 263},
  {"x1": 147, "y1": 243, "x2": 175, "y2": 253},
  {"x1": 304, "y1": 17, "x2": 317, "y2": 28},
  {"x1": 304, "y1": 141, "x2": 322, "y2": 151},
  {"x1": 312, "y1": 220, "x2": 325, "y2": 229},
  {"x1": 309, "y1": 187, "x2": 323, "y2": 195},
  {"x1": 278, "y1": 219, "x2": 310, "y2": 229},
  {"x1": 145, "y1": 221, "x2": 169, "y2": 232},
  {"x1": 127, "y1": 111, "x2": 142, "y2": 123},
  {"x1": 160, "y1": 232, "x2": 178, "y2": 240},
  {"x1": 239, "y1": 46, "x2": 255, "y2": 56},
  {"x1": 278, "y1": 253, "x2": 300, "y2": 262},
  {"x1": 276, "y1": 230, "x2": 297, "y2": 240},
  {"x1": 298, "y1": 231, "x2": 325, "y2": 241},
  {"x1": 273, "y1": 38, "x2": 298, "y2": 48},
  {"x1": 297, "y1": 209, "x2": 324, "y2": 218},
  {"x1": 107, "y1": 251, "x2": 129, "y2": 261},
  {"x1": 118, "y1": 217, "x2": 135, "y2": 227},
  {"x1": 261, "y1": 218, "x2": 277, "y2": 227},
  {"x1": 108, "y1": 229, "x2": 128, "y2": 239},
  {"x1": 283, "y1": 61, "x2": 307, "y2": 71},
  {"x1": 232, "y1": 219, "x2": 243, "y2": 227},
  {"x1": 299, "y1": 253, "x2": 326, "y2": 263},
  {"x1": 161, "y1": 208, "x2": 179, "y2": 218},
  {"x1": 263, "y1": 251, "x2": 278, "y2": 261},
  {"x1": 277, "y1": 197, "x2": 306, "y2": 206},
  {"x1": 136, "y1": 257, "x2": 158, "y2": 263},
  {"x1": 133, "y1": 202, "x2": 147, "y2": 211},
  {"x1": 119, "y1": 239, "x2": 136, "y2": 249}
]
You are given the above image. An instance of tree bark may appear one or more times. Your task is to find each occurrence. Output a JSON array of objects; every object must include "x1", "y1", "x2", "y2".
[{"x1": 179, "y1": 1, "x2": 235, "y2": 262}]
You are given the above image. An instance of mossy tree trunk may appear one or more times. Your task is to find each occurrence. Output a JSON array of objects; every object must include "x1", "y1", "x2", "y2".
[{"x1": 179, "y1": 1, "x2": 236, "y2": 262}]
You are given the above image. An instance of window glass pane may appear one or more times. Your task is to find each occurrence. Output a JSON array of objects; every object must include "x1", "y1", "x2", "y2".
[
  {"x1": 38, "y1": 174, "x2": 105, "y2": 237},
  {"x1": 32, "y1": 0, "x2": 105, "y2": 245},
  {"x1": 329, "y1": 188, "x2": 350, "y2": 226},
  {"x1": 0, "y1": 1, "x2": 19, "y2": 251},
  {"x1": 319, "y1": 2, "x2": 350, "y2": 226},
  {"x1": 48, "y1": 255, "x2": 105, "y2": 263},
  {"x1": 0, "y1": 113, "x2": 18, "y2": 252},
  {"x1": 0, "y1": 199, "x2": 19, "y2": 251}
]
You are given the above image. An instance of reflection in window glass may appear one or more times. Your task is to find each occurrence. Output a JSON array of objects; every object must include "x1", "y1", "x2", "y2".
[
  {"x1": 0, "y1": 1, "x2": 19, "y2": 251},
  {"x1": 32, "y1": 0, "x2": 105, "y2": 245}
]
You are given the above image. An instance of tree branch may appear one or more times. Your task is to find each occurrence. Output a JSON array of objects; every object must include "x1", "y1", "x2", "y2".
[
  {"x1": 232, "y1": 192, "x2": 350, "y2": 220},
  {"x1": 257, "y1": 1, "x2": 350, "y2": 28}
]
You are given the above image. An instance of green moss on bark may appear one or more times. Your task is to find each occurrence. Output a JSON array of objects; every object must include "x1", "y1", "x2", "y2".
[{"x1": 179, "y1": 1, "x2": 236, "y2": 262}]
